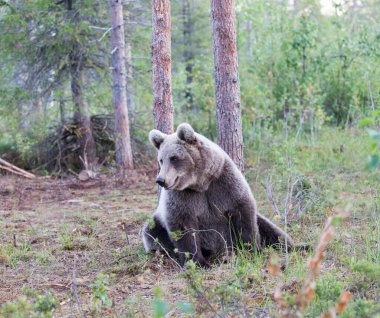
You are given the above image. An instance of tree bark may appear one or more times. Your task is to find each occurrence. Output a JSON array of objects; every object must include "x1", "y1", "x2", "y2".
[
  {"x1": 65, "y1": 0, "x2": 97, "y2": 170},
  {"x1": 211, "y1": 0, "x2": 244, "y2": 171},
  {"x1": 151, "y1": 0, "x2": 173, "y2": 134},
  {"x1": 59, "y1": 98, "x2": 66, "y2": 126},
  {"x1": 125, "y1": 10, "x2": 135, "y2": 113},
  {"x1": 69, "y1": 55, "x2": 98, "y2": 170},
  {"x1": 183, "y1": 0, "x2": 194, "y2": 111},
  {"x1": 109, "y1": 0, "x2": 134, "y2": 170},
  {"x1": 125, "y1": 41, "x2": 135, "y2": 112}
]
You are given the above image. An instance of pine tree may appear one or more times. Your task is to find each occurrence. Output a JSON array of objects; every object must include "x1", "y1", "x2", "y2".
[
  {"x1": 211, "y1": 0, "x2": 244, "y2": 171},
  {"x1": 109, "y1": 0, "x2": 134, "y2": 171},
  {"x1": 151, "y1": 0, "x2": 173, "y2": 135}
]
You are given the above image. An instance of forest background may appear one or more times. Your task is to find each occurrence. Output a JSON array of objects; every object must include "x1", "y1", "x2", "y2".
[
  {"x1": 0, "y1": 0, "x2": 379, "y2": 317},
  {"x1": 0, "y1": 0, "x2": 379, "y2": 171}
]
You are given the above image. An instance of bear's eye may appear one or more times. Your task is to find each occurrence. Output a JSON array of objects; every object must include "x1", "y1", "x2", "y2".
[
  {"x1": 170, "y1": 156, "x2": 178, "y2": 162},
  {"x1": 159, "y1": 159, "x2": 163, "y2": 165}
]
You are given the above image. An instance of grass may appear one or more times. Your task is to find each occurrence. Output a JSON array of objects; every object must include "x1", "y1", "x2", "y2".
[
  {"x1": 0, "y1": 241, "x2": 31, "y2": 267},
  {"x1": 0, "y1": 127, "x2": 379, "y2": 317}
]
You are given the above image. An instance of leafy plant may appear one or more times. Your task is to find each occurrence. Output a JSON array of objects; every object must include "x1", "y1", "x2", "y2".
[
  {"x1": 152, "y1": 288, "x2": 169, "y2": 318},
  {"x1": 89, "y1": 273, "x2": 112, "y2": 313},
  {"x1": 0, "y1": 288, "x2": 58, "y2": 318},
  {"x1": 58, "y1": 225, "x2": 74, "y2": 251},
  {"x1": 359, "y1": 111, "x2": 380, "y2": 169},
  {"x1": 151, "y1": 287, "x2": 194, "y2": 318}
]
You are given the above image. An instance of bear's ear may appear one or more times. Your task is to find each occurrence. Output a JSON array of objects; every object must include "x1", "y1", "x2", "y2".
[
  {"x1": 149, "y1": 129, "x2": 167, "y2": 149},
  {"x1": 177, "y1": 123, "x2": 197, "y2": 144}
]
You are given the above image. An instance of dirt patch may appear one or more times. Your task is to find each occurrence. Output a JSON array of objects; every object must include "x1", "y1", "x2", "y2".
[{"x1": 0, "y1": 173, "x2": 189, "y2": 316}]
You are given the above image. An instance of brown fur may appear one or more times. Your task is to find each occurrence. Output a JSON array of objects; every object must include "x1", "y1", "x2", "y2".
[{"x1": 142, "y1": 123, "x2": 293, "y2": 267}]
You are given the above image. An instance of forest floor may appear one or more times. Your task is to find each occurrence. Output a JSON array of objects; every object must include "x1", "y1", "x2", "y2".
[{"x1": 0, "y1": 128, "x2": 379, "y2": 317}]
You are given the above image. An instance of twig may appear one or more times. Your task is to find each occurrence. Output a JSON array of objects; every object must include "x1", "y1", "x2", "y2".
[
  {"x1": 141, "y1": 229, "x2": 182, "y2": 270},
  {"x1": 284, "y1": 177, "x2": 297, "y2": 268},
  {"x1": 89, "y1": 25, "x2": 110, "y2": 31},
  {"x1": 261, "y1": 179, "x2": 282, "y2": 217},
  {"x1": 183, "y1": 271, "x2": 223, "y2": 318},
  {"x1": 40, "y1": 283, "x2": 71, "y2": 290},
  {"x1": 68, "y1": 169, "x2": 80, "y2": 177},
  {"x1": 295, "y1": 112, "x2": 305, "y2": 141},
  {"x1": 97, "y1": 26, "x2": 113, "y2": 42},
  {"x1": 366, "y1": 72, "x2": 375, "y2": 111},
  {"x1": 71, "y1": 255, "x2": 84, "y2": 318}
]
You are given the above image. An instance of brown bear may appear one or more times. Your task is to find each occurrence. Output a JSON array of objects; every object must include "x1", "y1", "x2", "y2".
[{"x1": 141, "y1": 123, "x2": 293, "y2": 267}]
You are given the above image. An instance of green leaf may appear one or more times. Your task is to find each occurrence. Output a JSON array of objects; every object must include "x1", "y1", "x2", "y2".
[
  {"x1": 367, "y1": 154, "x2": 380, "y2": 169},
  {"x1": 152, "y1": 300, "x2": 169, "y2": 318},
  {"x1": 358, "y1": 118, "x2": 373, "y2": 127},
  {"x1": 177, "y1": 301, "x2": 194, "y2": 313},
  {"x1": 367, "y1": 129, "x2": 380, "y2": 140},
  {"x1": 331, "y1": 215, "x2": 344, "y2": 226}
]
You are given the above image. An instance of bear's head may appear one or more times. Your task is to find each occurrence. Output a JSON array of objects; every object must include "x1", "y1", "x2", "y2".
[{"x1": 149, "y1": 123, "x2": 225, "y2": 192}]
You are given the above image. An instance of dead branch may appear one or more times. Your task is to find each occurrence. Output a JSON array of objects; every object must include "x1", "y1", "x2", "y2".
[
  {"x1": 0, "y1": 158, "x2": 36, "y2": 179},
  {"x1": 71, "y1": 255, "x2": 84, "y2": 318}
]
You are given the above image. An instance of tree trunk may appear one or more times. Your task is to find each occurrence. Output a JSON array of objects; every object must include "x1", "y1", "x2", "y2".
[
  {"x1": 69, "y1": 56, "x2": 98, "y2": 170},
  {"x1": 125, "y1": 41, "x2": 135, "y2": 112},
  {"x1": 125, "y1": 10, "x2": 135, "y2": 113},
  {"x1": 211, "y1": 0, "x2": 244, "y2": 171},
  {"x1": 65, "y1": 0, "x2": 97, "y2": 170},
  {"x1": 151, "y1": 0, "x2": 173, "y2": 134},
  {"x1": 32, "y1": 96, "x2": 42, "y2": 115},
  {"x1": 183, "y1": 0, "x2": 194, "y2": 111},
  {"x1": 59, "y1": 98, "x2": 66, "y2": 126},
  {"x1": 109, "y1": 0, "x2": 134, "y2": 171}
]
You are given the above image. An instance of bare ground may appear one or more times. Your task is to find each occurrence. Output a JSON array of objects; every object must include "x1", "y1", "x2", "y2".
[{"x1": 0, "y1": 172, "x2": 188, "y2": 316}]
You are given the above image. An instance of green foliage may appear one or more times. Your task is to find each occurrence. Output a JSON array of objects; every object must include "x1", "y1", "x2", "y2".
[
  {"x1": 181, "y1": 253, "x2": 268, "y2": 316},
  {"x1": 0, "y1": 141, "x2": 16, "y2": 155},
  {"x1": 306, "y1": 274, "x2": 344, "y2": 316},
  {"x1": 359, "y1": 111, "x2": 380, "y2": 169},
  {"x1": 90, "y1": 273, "x2": 113, "y2": 313},
  {"x1": 35, "y1": 249, "x2": 54, "y2": 264},
  {"x1": 151, "y1": 287, "x2": 194, "y2": 317},
  {"x1": 0, "y1": 288, "x2": 58, "y2": 318},
  {"x1": 177, "y1": 301, "x2": 194, "y2": 314},
  {"x1": 0, "y1": 0, "x2": 379, "y2": 168},
  {"x1": 110, "y1": 245, "x2": 150, "y2": 276},
  {"x1": 237, "y1": 0, "x2": 379, "y2": 134},
  {"x1": 152, "y1": 288, "x2": 169, "y2": 318},
  {"x1": 341, "y1": 299, "x2": 380, "y2": 318},
  {"x1": 58, "y1": 225, "x2": 74, "y2": 250},
  {"x1": 352, "y1": 260, "x2": 380, "y2": 280},
  {"x1": 0, "y1": 242, "x2": 31, "y2": 267}
]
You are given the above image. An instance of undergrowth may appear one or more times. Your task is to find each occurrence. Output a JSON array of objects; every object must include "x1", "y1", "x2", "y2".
[{"x1": 0, "y1": 127, "x2": 379, "y2": 317}]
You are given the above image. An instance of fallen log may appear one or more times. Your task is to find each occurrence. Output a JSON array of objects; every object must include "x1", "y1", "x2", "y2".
[{"x1": 0, "y1": 158, "x2": 36, "y2": 179}]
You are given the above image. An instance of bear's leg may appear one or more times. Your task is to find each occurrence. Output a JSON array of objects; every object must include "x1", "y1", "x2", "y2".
[
  {"x1": 230, "y1": 208, "x2": 261, "y2": 251},
  {"x1": 141, "y1": 217, "x2": 175, "y2": 256},
  {"x1": 173, "y1": 229, "x2": 210, "y2": 268},
  {"x1": 257, "y1": 213, "x2": 294, "y2": 248}
]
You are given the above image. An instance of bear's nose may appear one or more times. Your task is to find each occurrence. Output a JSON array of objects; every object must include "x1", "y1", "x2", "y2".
[{"x1": 156, "y1": 177, "x2": 166, "y2": 187}]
